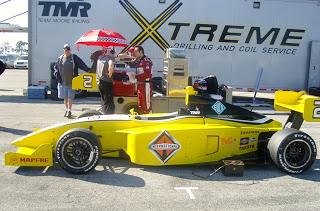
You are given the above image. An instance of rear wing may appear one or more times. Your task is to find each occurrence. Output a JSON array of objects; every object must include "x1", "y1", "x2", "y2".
[{"x1": 274, "y1": 91, "x2": 320, "y2": 123}]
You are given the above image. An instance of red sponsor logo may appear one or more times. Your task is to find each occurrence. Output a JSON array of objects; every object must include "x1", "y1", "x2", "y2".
[
  {"x1": 20, "y1": 158, "x2": 49, "y2": 163},
  {"x1": 221, "y1": 137, "x2": 236, "y2": 145},
  {"x1": 149, "y1": 131, "x2": 180, "y2": 164}
]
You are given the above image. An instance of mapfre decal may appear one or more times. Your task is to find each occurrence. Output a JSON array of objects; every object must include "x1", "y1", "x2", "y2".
[{"x1": 20, "y1": 158, "x2": 49, "y2": 163}]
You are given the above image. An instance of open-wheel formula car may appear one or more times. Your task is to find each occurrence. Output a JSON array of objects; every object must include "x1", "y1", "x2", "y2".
[{"x1": 4, "y1": 86, "x2": 320, "y2": 174}]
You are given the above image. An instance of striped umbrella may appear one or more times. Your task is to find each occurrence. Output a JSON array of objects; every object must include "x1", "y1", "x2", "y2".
[{"x1": 75, "y1": 29, "x2": 128, "y2": 47}]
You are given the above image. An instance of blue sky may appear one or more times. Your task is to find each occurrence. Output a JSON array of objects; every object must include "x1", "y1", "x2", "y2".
[{"x1": 0, "y1": 0, "x2": 28, "y2": 47}]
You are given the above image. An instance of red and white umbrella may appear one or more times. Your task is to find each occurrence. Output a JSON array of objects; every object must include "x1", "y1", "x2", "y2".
[{"x1": 75, "y1": 29, "x2": 128, "y2": 47}]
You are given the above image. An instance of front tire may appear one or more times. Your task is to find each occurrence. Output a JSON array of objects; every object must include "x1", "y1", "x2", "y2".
[
  {"x1": 56, "y1": 128, "x2": 101, "y2": 174},
  {"x1": 267, "y1": 128, "x2": 317, "y2": 174}
]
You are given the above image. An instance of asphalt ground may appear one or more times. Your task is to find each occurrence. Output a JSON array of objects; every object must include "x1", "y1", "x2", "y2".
[{"x1": 1, "y1": 69, "x2": 320, "y2": 211}]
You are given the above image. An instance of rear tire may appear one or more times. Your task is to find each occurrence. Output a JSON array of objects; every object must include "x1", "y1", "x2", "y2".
[
  {"x1": 49, "y1": 89, "x2": 63, "y2": 101},
  {"x1": 50, "y1": 62, "x2": 56, "y2": 79},
  {"x1": 75, "y1": 90, "x2": 87, "y2": 98},
  {"x1": 78, "y1": 110, "x2": 103, "y2": 118},
  {"x1": 50, "y1": 78, "x2": 58, "y2": 90},
  {"x1": 267, "y1": 128, "x2": 317, "y2": 174},
  {"x1": 123, "y1": 104, "x2": 138, "y2": 114},
  {"x1": 56, "y1": 128, "x2": 101, "y2": 174}
]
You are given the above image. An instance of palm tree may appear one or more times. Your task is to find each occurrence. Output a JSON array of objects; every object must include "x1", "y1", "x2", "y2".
[
  {"x1": 2, "y1": 42, "x2": 10, "y2": 54},
  {"x1": 16, "y1": 41, "x2": 28, "y2": 55}
]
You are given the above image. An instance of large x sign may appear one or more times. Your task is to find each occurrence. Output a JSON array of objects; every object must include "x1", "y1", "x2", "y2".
[{"x1": 119, "y1": 0, "x2": 183, "y2": 53}]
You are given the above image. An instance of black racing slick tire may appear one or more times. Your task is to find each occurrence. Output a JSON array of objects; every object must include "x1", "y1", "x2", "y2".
[
  {"x1": 123, "y1": 104, "x2": 138, "y2": 114},
  {"x1": 75, "y1": 90, "x2": 87, "y2": 99},
  {"x1": 56, "y1": 128, "x2": 101, "y2": 174},
  {"x1": 267, "y1": 128, "x2": 317, "y2": 174},
  {"x1": 49, "y1": 89, "x2": 63, "y2": 101},
  {"x1": 50, "y1": 78, "x2": 58, "y2": 90},
  {"x1": 0, "y1": 60, "x2": 6, "y2": 76},
  {"x1": 50, "y1": 62, "x2": 56, "y2": 79},
  {"x1": 77, "y1": 110, "x2": 103, "y2": 118}
]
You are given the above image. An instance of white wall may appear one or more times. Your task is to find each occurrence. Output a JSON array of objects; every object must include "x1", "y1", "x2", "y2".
[{"x1": 30, "y1": 0, "x2": 320, "y2": 90}]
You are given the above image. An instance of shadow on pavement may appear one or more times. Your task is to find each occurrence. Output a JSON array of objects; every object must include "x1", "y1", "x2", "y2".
[
  {"x1": 14, "y1": 158, "x2": 320, "y2": 186},
  {"x1": 0, "y1": 95, "x2": 100, "y2": 105},
  {"x1": 0, "y1": 89, "x2": 14, "y2": 92},
  {"x1": 15, "y1": 159, "x2": 145, "y2": 188},
  {"x1": 0, "y1": 126, "x2": 31, "y2": 135},
  {"x1": 291, "y1": 159, "x2": 320, "y2": 182},
  {"x1": 141, "y1": 159, "x2": 320, "y2": 183}
]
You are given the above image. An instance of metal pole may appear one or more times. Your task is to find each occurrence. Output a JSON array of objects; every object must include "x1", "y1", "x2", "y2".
[
  {"x1": 253, "y1": 68, "x2": 263, "y2": 104},
  {"x1": 28, "y1": 0, "x2": 32, "y2": 86}
]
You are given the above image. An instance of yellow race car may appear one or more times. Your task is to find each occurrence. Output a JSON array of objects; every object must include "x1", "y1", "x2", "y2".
[{"x1": 4, "y1": 86, "x2": 320, "y2": 174}]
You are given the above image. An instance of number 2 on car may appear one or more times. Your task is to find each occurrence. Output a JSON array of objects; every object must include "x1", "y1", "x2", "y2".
[
  {"x1": 83, "y1": 75, "x2": 93, "y2": 88},
  {"x1": 313, "y1": 100, "x2": 320, "y2": 118}
]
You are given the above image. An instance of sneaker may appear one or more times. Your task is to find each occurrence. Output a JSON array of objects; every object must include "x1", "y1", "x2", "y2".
[
  {"x1": 67, "y1": 111, "x2": 72, "y2": 119},
  {"x1": 64, "y1": 111, "x2": 68, "y2": 117}
]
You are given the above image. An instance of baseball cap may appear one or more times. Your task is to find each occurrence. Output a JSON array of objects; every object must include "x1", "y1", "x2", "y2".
[
  {"x1": 63, "y1": 44, "x2": 71, "y2": 50},
  {"x1": 102, "y1": 46, "x2": 111, "y2": 50},
  {"x1": 128, "y1": 47, "x2": 135, "y2": 53}
]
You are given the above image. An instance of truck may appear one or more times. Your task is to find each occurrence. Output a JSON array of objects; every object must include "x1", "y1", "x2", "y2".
[{"x1": 28, "y1": 0, "x2": 320, "y2": 92}]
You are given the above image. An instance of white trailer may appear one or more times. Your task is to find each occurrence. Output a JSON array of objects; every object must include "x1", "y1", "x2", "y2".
[{"x1": 29, "y1": 0, "x2": 320, "y2": 91}]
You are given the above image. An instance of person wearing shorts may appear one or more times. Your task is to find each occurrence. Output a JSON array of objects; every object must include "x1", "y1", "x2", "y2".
[
  {"x1": 54, "y1": 44, "x2": 90, "y2": 118},
  {"x1": 57, "y1": 83, "x2": 75, "y2": 100}
]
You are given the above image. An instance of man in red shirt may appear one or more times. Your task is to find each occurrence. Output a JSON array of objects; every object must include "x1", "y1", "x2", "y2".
[{"x1": 133, "y1": 46, "x2": 153, "y2": 114}]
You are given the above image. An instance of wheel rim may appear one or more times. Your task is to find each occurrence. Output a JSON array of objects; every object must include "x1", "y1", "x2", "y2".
[
  {"x1": 61, "y1": 137, "x2": 95, "y2": 169},
  {"x1": 283, "y1": 139, "x2": 312, "y2": 169}
]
